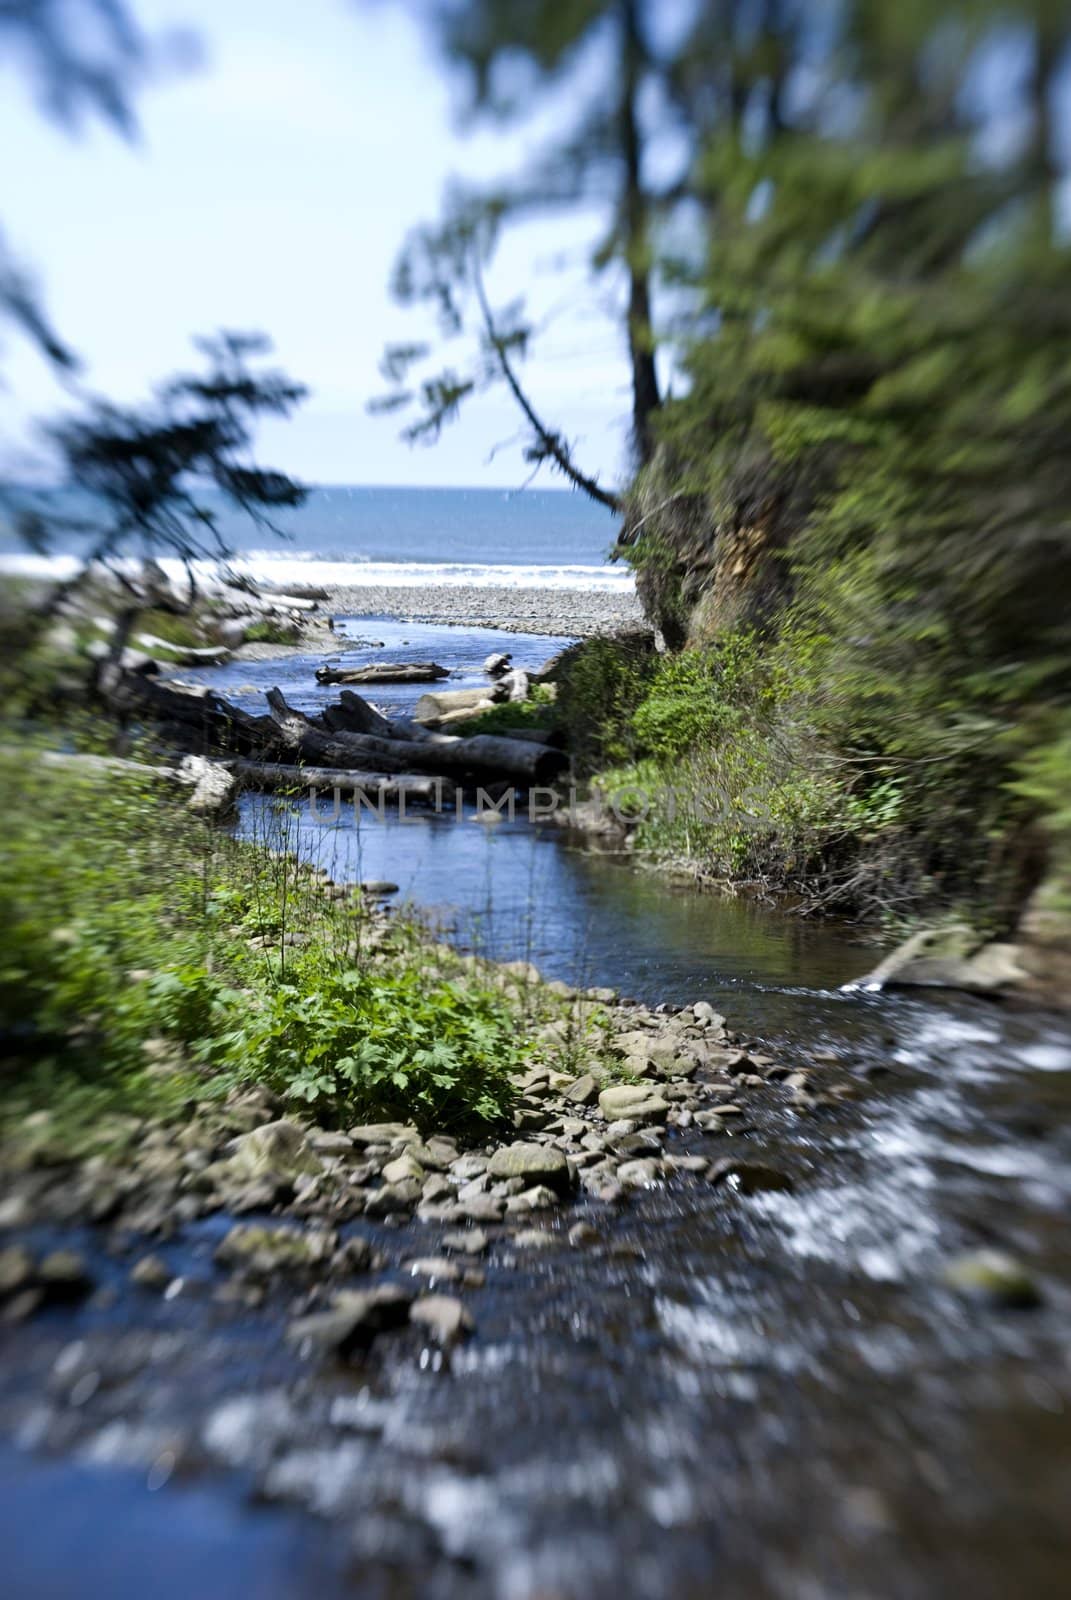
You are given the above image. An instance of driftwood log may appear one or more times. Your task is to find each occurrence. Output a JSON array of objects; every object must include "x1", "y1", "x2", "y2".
[
  {"x1": 315, "y1": 661, "x2": 449, "y2": 686},
  {"x1": 232, "y1": 762, "x2": 453, "y2": 807},
  {"x1": 266, "y1": 688, "x2": 565, "y2": 783},
  {"x1": 100, "y1": 668, "x2": 566, "y2": 786}
]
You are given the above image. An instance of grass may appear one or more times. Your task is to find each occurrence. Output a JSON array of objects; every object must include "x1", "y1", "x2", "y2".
[{"x1": 0, "y1": 748, "x2": 582, "y2": 1144}]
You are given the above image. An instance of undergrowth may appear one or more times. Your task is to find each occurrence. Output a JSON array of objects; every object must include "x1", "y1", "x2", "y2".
[{"x1": 0, "y1": 751, "x2": 545, "y2": 1139}]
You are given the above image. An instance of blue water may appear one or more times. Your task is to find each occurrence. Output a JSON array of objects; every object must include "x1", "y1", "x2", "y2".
[{"x1": 0, "y1": 484, "x2": 626, "y2": 590}]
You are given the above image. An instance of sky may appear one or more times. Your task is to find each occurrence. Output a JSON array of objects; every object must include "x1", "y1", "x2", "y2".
[{"x1": 0, "y1": 0, "x2": 632, "y2": 488}]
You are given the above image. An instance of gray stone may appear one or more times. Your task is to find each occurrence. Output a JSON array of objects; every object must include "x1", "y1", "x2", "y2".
[
  {"x1": 225, "y1": 1121, "x2": 319, "y2": 1183},
  {"x1": 349, "y1": 1123, "x2": 419, "y2": 1146},
  {"x1": 215, "y1": 1224, "x2": 336, "y2": 1275},
  {"x1": 37, "y1": 1250, "x2": 93, "y2": 1301},
  {"x1": 381, "y1": 1150, "x2": 424, "y2": 1186},
  {"x1": 562, "y1": 1073, "x2": 599, "y2": 1107},
  {"x1": 406, "y1": 1257, "x2": 462, "y2": 1285},
  {"x1": 364, "y1": 1180, "x2": 422, "y2": 1216},
  {"x1": 440, "y1": 1228, "x2": 488, "y2": 1255},
  {"x1": 287, "y1": 1285, "x2": 414, "y2": 1356},
  {"x1": 942, "y1": 1250, "x2": 1042, "y2": 1309},
  {"x1": 511, "y1": 1228, "x2": 558, "y2": 1249},
  {"x1": 130, "y1": 1254, "x2": 171, "y2": 1289},
  {"x1": 409, "y1": 1293, "x2": 473, "y2": 1345},
  {"x1": 568, "y1": 1222, "x2": 600, "y2": 1248},
  {"x1": 707, "y1": 1158, "x2": 794, "y2": 1195},
  {"x1": 0, "y1": 1244, "x2": 35, "y2": 1297},
  {"x1": 487, "y1": 1141, "x2": 573, "y2": 1195},
  {"x1": 598, "y1": 1086, "x2": 669, "y2": 1125},
  {"x1": 616, "y1": 1157, "x2": 661, "y2": 1187}
]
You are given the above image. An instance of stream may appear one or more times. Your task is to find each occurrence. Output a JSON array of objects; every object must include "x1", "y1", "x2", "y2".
[{"x1": 2, "y1": 619, "x2": 1070, "y2": 1598}]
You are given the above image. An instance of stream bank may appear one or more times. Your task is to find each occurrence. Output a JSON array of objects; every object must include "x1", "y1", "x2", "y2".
[{"x1": 2, "y1": 618, "x2": 1070, "y2": 1599}]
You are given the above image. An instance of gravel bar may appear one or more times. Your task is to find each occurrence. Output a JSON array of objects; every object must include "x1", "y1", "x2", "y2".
[{"x1": 323, "y1": 582, "x2": 645, "y2": 638}]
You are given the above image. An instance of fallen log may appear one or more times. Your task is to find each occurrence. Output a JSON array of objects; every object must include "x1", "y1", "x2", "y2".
[
  {"x1": 267, "y1": 688, "x2": 566, "y2": 783},
  {"x1": 414, "y1": 685, "x2": 506, "y2": 723},
  {"x1": 9, "y1": 746, "x2": 236, "y2": 817},
  {"x1": 315, "y1": 661, "x2": 449, "y2": 686},
  {"x1": 103, "y1": 670, "x2": 288, "y2": 758},
  {"x1": 232, "y1": 762, "x2": 453, "y2": 807},
  {"x1": 320, "y1": 689, "x2": 394, "y2": 740},
  {"x1": 134, "y1": 634, "x2": 231, "y2": 666}
]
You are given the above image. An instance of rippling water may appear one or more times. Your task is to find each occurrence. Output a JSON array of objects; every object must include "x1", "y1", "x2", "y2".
[{"x1": 2, "y1": 621, "x2": 1070, "y2": 1598}]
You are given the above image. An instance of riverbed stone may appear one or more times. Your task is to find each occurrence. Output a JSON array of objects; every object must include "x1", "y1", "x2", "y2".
[
  {"x1": 562, "y1": 1072, "x2": 600, "y2": 1107},
  {"x1": 225, "y1": 1121, "x2": 320, "y2": 1184},
  {"x1": 707, "y1": 1158, "x2": 794, "y2": 1195},
  {"x1": 287, "y1": 1284, "x2": 414, "y2": 1357},
  {"x1": 130, "y1": 1254, "x2": 171, "y2": 1289},
  {"x1": 616, "y1": 1158, "x2": 662, "y2": 1188},
  {"x1": 0, "y1": 1244, "x2": 35, "y2": 1297},
  {"x1": 406, "y1": 1257, "x2": 462, "y2": 1285},
  {"x1": 381, "y1": 1150, "x2": 424, "y2": 1186},
  {"x1": 511, "y1": 1228, "x2": 558, "y2": 1249},
  {"x1": 364, "y1": 1180, "x2": 422, "y2": 1216},
  {"x1": 487, "y1": 1141, "x2": 573, "y2": 1195},
  {"x1": 37, "y1": 1250, "x2": 93, "y2": 1301},
  {"x1": 449, "y1": 1153, "x2": 489, "y2": 1181},
  {"x1": 349, "y1": 1123, "x2": 419, "y2": 1147},
  {"x1": 942, "y1": 1249, "x2": 1042, "y2": 1309},
  {"x1": 568, "y1": 1222, "x2": 599, "y2": 1248},
  {"x1": 598, "y1": 1086, "x2": 669, "y2": 1125},
  {"x1": 215, "y1": 1223, "x2": 337, "y2": 1276},
  {"x1": 410, "y1": 1293, "x2": 473, "y2": 1346},
  {"x1": 440, "y1": 1228, "x2": 488, "y2": 1255}
]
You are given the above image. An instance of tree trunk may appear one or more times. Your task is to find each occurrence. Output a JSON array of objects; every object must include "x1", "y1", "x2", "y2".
[{"x1": 620, "y1": 0, "x2": 660, "y2": 464}]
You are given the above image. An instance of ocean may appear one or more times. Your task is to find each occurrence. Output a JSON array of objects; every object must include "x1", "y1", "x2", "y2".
[{"x1": 0, "y1": 484, "x2": 632, "y2": 594}]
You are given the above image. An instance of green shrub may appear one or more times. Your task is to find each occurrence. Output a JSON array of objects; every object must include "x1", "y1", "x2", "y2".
[{"x1": 0, "y1": 751, "x2": 521, "y2": 1137}]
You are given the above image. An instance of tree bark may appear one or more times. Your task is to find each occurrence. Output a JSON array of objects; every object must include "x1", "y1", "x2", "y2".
[{"x1": 620, "y1": 0, "x2": 660, "y2": 464}]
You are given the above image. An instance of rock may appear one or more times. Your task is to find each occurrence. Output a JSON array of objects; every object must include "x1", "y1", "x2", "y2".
[
  {"x1": 568, "y1": 1222, "x2": 599, "y2": 1248},
  {"x1": 706, "y1": 1158, "x2": 794, "y2": 1195},
  {"x1": 693, "y1": 1002, "x2": 727, "y2": 1029},
  {"x1": 334, "y1": 1235, "x2": 379, "y2": 1274},
  {"x1": 850, "y1": 924, "x2": 1028, "y2": 996},
  {"x1": 360, "y1": 881, "x2": 400, "y2": 897},
  {"x1": 440, "y1": 1229, "x2": 488, "y2": 1255},
  {"x1": 309, "y1": 1131, "x2": 354, "y2": 1156},
  {"x1": 449, "y1": 1153, "x2": 489, "y2": 1181},
  {"x1": 483, "y1": 651, "x2": 512, "y2": 677},
  {"x1": 364, "y1": 1180, "x2": 422, "y2": 1216},
  {"x1": 598, "y1": 1086, "x2": 669, "y2": 1125},
  {"x1": 349, "y1": 1123, "x2": 418, "y2": 1146},
  {"x1": 487, "y1": 1141, "x2": 573, "y2": 1195},
  {"x1": 215, "y1": 1224, "x2": 336, "y2": 1275},
  {"x1": 0, "y1": 1244, "x2": 35, "y2": 1297},
  {"x1": 225, "y1": 1121, "x2": 319, "y2": 1184},
  {"x1": 287, "y1": 1285, "x2": 414, "y2": 1357},
  {"x1": 381, "y1": 1151, "x2": 424, "y2": 1186},
  {"x1": 178, "y1": 753, "x2": 236, "y2": 818},
  {"x1": 130, "y1": 1254, "x2": 171, "y2": 1289},
  {"x1": 454, "y1": 1195, "x2": 506, "y2": 1223},
  {"x1": 562, "y1": 1072, "x2": 600, "y2": 1107},
  {"x1": 616, "y1": 1158, "x2": 661, "y2": 1187},
  {"x1": 37, "y1": 1250, "x2": 93, "y2": 1301},
  {"x1": 511, "y1": 1228, "x2": 558, "y2": 1249},
  {"x1": 406, "y1": 1257, "x2": 461, "y2": 1285},
  {"x1": 942, "y1": 1250, "x2": 1042, "y2": 1309},
  {"x1": 508, "y1": 1184, "x2": 561, "y2": 1212},
  {"x1": 409, "y1": 1294, "x2": 473, "y2": 1346}
]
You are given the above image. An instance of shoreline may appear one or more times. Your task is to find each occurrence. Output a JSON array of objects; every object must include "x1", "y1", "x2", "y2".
[{"x1": 319, "y1": 581, "x2": 644, "y2": 638}]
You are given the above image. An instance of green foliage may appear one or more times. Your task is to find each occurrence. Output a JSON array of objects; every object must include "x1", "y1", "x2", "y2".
[
  {"x1": 212, "y1": 961, "x2": 521, "y2": 1130},
  {"x1": 462, "y1": 683, "x2": 557, "y2": 737},
  {"x1": 0, "y1": 751, "x2": 524, "y2": 1137},
  {"x1": 554, "y1": 634, "x2": 657, "y2": 769}
]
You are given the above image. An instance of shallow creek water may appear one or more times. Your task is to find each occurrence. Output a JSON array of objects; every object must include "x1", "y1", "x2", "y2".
[{"x1": 2, "y1": 622, "x2": 1070, "y2": 1598}]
